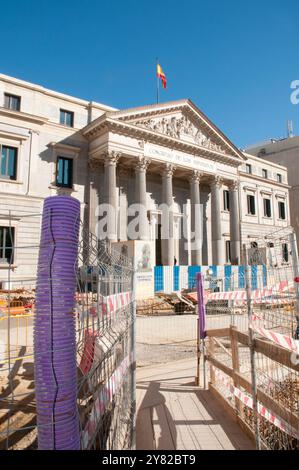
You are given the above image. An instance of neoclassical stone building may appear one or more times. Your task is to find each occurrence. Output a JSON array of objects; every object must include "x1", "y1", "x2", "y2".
[{"x1": 0, "y1": 74, "x2": 291, "y2": 286}]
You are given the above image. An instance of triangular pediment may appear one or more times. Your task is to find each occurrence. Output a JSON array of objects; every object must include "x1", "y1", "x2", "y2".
[
  {"x1": 107, "y1": 100, "x2": 246, "y2": 161},
  {"x1": 125, "y1": 111, "x2": 228, "y2": 154}
]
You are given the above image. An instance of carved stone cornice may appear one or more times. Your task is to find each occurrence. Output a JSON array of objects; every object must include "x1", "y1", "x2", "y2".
[
  {"x1": 103, "y1": 150, "x2": 121, "y2": 167},
  {"x1": 135, "y1": 156, "x2": 150, "y2": 172},
  {"x1": 83, "y1": 117, "x2": 243, "y2": 167},
  {"x1": 162, "y1": 163, "x2": 176, "y2": 178}
]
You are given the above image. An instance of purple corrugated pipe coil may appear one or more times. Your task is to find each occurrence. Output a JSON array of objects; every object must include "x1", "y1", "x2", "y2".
[
  {"x1": 196, "y1": 272, "x2": 206, "y2": 339},
  {"x1": 34, "y1": 195, "x2": 80, "y2": 450}
]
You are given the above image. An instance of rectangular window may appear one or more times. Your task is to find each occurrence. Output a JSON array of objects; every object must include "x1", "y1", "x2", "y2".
[
  {"x1": 282, "y1": 243, "x2": 289, "y2": 263},
  {"x1": 0, "y1": 226, "x2": 15, "y2": 264},
  {"x1": 262, "y1": 169, "x2": 268, "y2": 179},
  {"x1": 277, "y1": 173, "x2": 282, "y2": 183},
  {"x1": 59, "y1": 109, "x2": 74, "y2": 127},
  {"x1": 56, "y1": 156, "x2": 73, "y2": 188},
  {"x1": 0, "y1": 145, "x2": 17, "y2": 180},
  {"x1": 4, "y1": 93, "x2": 21, "y2": 111},
  {"x1": 246, "y1": 164, "x2": 252, "y2": 174},
  {"x1": 263, "y1": 198, "x2": 271, "y2": 217},
  {"x1": 247, "y1": 194, "x2": 256, "y2": 215},
  {"x1": 223, "y1": 190, "x2": 230, "y2": 211},
  {"x1": 278, "y1": 201, "x2": 286, "y2": 220},
  {"x1": 225, "y1": 241, "x2": 231, "y2": 263}
]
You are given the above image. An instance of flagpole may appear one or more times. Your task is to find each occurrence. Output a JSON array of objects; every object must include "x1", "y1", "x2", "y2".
[{"x1": 156, "y1": 57, "x2": 159, "y2": 104}]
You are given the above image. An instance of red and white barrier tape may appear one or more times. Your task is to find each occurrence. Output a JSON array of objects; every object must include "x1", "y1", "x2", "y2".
[
  {"x1": 76, "y1": 291, "x2": 133, "y2": 318},
  {"x1": 206, "y1": 280, "x2": 290, "y2": 303},
  {"x1": 251, "y1": 314, "x2": 299, "y2": 354},
  {"x1": 213, "y1": 367, "x2": 299, "y2": 440},
  {"x1": 82, "y1": 353, "x2": 132, "y2": 448},
  {"x1": 98, "y1": 291, "x2": 133, "y2": 316}
]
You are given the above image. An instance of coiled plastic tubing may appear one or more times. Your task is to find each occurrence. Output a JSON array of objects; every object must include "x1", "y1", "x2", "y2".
[{"x1": 34, "y1": 195, "x2": 81, "y2": 450}]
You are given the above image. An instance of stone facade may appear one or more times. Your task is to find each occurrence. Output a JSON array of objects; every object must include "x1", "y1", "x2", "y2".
[
  {"x1": 246, "y1": 137, "x2": 299, "y2": 250},
  {"x1": 0, "y1": 74, "x2": 292, "y2": 286}
]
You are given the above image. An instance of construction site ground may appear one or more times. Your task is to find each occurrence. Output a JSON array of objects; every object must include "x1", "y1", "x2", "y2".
[{"x1": 136, "y1": 356, "x2": 254, "y2": 450}]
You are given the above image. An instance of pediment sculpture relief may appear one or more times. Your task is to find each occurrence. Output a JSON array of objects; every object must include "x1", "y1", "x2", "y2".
[{"x1": 133, "y1": 115, "x2": 227, "y2": 154}]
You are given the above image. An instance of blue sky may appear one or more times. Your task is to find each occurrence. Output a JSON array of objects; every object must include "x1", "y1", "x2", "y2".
[{"x1": 1, "y1": 0, "x2": 299, "y2": 148}]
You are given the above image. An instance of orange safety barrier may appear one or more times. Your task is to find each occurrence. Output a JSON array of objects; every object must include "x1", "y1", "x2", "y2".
[{"x1": 0, "y1": 306, "x2": 27, "y2": 316}]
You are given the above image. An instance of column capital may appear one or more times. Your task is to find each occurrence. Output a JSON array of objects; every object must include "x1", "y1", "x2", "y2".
[
  {"x1": 189, "y1": 170, "x2": 203, "y2": 184},
  {"x1": 162, "y1": 163, "x2": 176, "y2": 177},
  {"x1": 211, "y1": 175, "x2": 223, "y2": 189},
  {"x1": 135, "y1": 156, "x2": 150, "y2": 172},
  {"x1": 103, "y1": 150, "x2": 121, "y2": 167},
  {"x1": 228, "y1": 179, "x2": 240, "y2": 191}
]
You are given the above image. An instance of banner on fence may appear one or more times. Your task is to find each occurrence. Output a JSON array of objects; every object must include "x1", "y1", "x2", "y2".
[{"x1": 154, "y1": 265, "x2": 268, "y2": 295}]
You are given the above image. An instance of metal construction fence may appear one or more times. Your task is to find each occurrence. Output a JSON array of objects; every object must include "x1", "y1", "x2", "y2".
[
  {"x1": 0, "y1": 196, "x2": 136, "y2": 450},
  {"x1": 199, "y1": 229, "x2": 299, "y2": 450},
  {"x1": 137, "y1": 227, "x2": 299, "y2": 450}
]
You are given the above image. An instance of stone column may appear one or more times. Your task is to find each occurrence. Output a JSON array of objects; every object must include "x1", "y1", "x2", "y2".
[
  {"x1": 88, "y1": 159, "x2": 102, "y2": 236},
  {"x1": 211, "y1": 176, "x2": 224, "y2": 265},
  {"x1": 229, "y1": 180, "x2": 241, "y2": 265},
  {"x1": 161, "y1": 163, "x2": 176, "y2": 266},
  {"x1": 135, "y1": 157, "x2": 150, "y2": 240},
  {"x1": 189, "y1": 170, "x2": 202, "y2": 265},
  {"x1": 104, "y1": 151, "x2": 120, "y2": 242}
]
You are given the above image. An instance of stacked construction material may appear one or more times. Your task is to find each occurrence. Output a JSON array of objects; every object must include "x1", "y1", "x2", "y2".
[{"x1": 34, "y1": 195, "x2": 80, "y2": 450}]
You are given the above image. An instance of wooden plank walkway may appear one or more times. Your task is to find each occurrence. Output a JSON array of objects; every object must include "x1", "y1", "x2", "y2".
[{"x1": 136, "y1": 358, "x2": 254, "y2": 450}]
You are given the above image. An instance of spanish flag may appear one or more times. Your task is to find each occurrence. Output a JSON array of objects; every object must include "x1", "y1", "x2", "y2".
[{"x1": 157, "y1": 63, "x2": 167, "y2": 89}]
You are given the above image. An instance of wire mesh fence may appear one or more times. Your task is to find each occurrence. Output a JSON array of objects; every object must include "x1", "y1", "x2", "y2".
[
  {"x1": 76, "y1": 230, "x2": 135, "y2": 450},
  {"x1": 0, "y1": 209, "x2": 39, "y2": 450},
  {"x1": 204, "y1": 228, "x2": 299, "y2": 450},
  {"x1": 1, "y1": 202, "x2": 298, "y2": 450},
  {"x1": 207, "y1": 327, "x2": 299, "y2": 450},
  {"x1": 0, "y1": 197, "x2": 136, "y2": 450}
]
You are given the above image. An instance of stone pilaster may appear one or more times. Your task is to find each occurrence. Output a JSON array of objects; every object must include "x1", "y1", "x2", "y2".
[
  {"x1": 135, "y1": 156, "x2": 150, "y2": 240},
  {"x1": 189, "y1": 170, "x2": 203, "y2": 265},
  {"x1": 88, "y1": 158, "x2": 103, "y2": 236},
  {"x1": 104, "y1": 151, "x2": 121, "y2": 242},
  {"x1": 161, "y1": 163, "x2": 176, "y2": 266},
  {"x1": 229, "y1": 179, "x2": 241, "y2": 265},
  {"x1": 211, "y1": 176, "x2": 224, "y2": 265}
]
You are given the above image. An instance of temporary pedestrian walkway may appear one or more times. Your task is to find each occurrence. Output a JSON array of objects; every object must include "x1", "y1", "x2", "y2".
[{"x1": 136, "y1": 358, "x2": 254, "y2": 450}]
